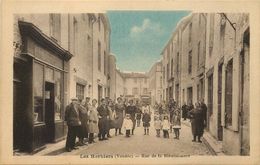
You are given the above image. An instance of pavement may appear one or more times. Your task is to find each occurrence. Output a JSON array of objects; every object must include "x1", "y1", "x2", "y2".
[{"x1": 30, "y1": 115, "x2": 225, "y2": 156}]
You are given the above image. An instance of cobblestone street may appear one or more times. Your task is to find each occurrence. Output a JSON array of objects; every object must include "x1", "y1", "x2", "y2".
[{"x1": 60, "y1": 115, "x2": 211, "y2": 156}]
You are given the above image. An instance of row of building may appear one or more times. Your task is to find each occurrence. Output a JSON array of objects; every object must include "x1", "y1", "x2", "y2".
[
  {"x1": 13, "y1": 13, "x2": 152, "y2": 153},
  {"x1": 148, "y1": 13, "x2": 249, "y2": 155}
]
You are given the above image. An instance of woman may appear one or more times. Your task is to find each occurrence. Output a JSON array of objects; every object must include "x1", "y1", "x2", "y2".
[
  {"x1": 107, "y1": 100, "x2": 116, "y2": 138},
  {"x1": 88, "y1": 99, "x2": 99, "y2": 143},
  {"x1": 188, "y1": 102, "x2": 204, "y2": 143},
  {"x1": 114, "y1": 97, "x2": 125, "y2": 136}
]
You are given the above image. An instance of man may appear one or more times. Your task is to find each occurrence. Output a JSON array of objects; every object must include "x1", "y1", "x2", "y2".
[
  {"x1": 182, "y1": 102, "x2": 188, "y2": 120},
  {"x1": 65, "y1": 97, "x2": 81, "y2": 152},
  {"x1": 125, "y1": 100, "x2": 137, "y2": 135},
  {"x1": 200, "y1": 99, "x2": 208, "y2": 128},
  {"x1": 97, "y1": 98, "x2": 109, "y2": 141}
]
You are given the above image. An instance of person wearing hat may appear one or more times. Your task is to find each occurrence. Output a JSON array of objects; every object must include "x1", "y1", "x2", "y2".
[
  {"x1": 97, "y1": 98, "x2": 110, "y2": 141},
  {"x1": 65, "y1": 97, "x2": 81, "y2": 152}
]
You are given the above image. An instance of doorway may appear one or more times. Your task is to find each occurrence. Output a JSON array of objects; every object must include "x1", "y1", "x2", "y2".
[
  {"x1": 45, "y1": 82, "x2": 55, "y2": 142},
  {"x1": 218, "y1": 64, "x2": 223, "y2": 141},
  {"x1": 207, "y1": 74, "x2": 213, "y2": 130},
  {"x1": 187, "y1": 87, "x2": 193, "y2": 105}
]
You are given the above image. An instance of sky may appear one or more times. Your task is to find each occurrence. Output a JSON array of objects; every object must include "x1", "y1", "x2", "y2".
[{"x1": 107, "y1": 11, "x2": 190, "y2": 72}]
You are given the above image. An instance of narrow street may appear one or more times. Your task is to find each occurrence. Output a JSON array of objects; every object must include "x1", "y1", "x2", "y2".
[{"x1": 60, "y1": 113, "x2": 211, "y2": 156}]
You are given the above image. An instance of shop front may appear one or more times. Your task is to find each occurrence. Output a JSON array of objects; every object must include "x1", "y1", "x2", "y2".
[{"x1": 13, "y1": 21, "x2": 72, "y2": 153}]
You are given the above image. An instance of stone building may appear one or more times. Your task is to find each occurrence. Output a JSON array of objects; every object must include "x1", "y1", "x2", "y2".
[
  {"x1": 13, "y1": 14, "x2": 72, "y2": 152},
  {"x1": 147, "y1": 60, "x2": 163, "y2": 105},
  {"x1": 204, "y1": 13, "x2": 249, "y2": 155},
  {"x1": 115, "y1": 69, "x2": 125, "y2": 99},
  {"x1": 68, "y1": 14, "x2": 95, "y2": 102},
  {"x1": 120, "y1": 72, "x2": 150, "y2": 104},
  {"x1": 180, "y1": 13, "x2": 207, "y2": 106},
  {"x1": 92, "y1": 14, "x2": 111, "y2": 104}
]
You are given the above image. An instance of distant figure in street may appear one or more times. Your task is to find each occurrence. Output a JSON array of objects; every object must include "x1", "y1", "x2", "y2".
[
  {"x1": 125, "y1": 100, "x2": 138, "y2": 135},
  {"x1": 168, "y1": 98, "x2": 175, "y2": 133},
  {"x1": 122, "y1": 114, "x2": 133, "y2": 137},
  {"x1": 97, "y1": 98, "x2": 109, "y2": 141},
  {"x1": 114, "y1": 97, "x2": 125, "y2": 136},
  {"x1": 162, "y1": 115, "x2": 170, "y2": 138},
  {"x1": 65, "y1": 97, "x2": 81, "y2": 152},
  {"x1": 142, "y1": 110, "x2": 151, "y2": 135},
  {"x1": 188, "y1": 102, "x2": 204, "y2": 143},
  {"x1": 172, "y1": 107, "x2": 181, "y2": 139},
  {"x1": 154, "y1": 115, "x2": 162, "y2": 137},
  {"x1": 88, "y1": 99, "x2": 99, "y2": 144},
  {"x1": 182, "y1": 102, "x2": 188, "y2": 120}
]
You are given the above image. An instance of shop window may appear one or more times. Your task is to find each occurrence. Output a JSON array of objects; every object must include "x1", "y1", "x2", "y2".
[
  {"x1": 54, "y1": 71, "x2": 62, "y2": 120},
  {"x1": 225, "y1": 59, "x2": 233, "y2": 127},
  {"x1": 76, "y1": 83, "x2": 85, "y2": 102},
  {"x1": 33, "y1": 62, "x2": 44, "y2": 123}
]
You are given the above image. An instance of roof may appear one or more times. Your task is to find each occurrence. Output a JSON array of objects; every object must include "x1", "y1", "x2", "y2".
[{"x1": 120, "y1": 71, "x2": 148, "y2": 78}]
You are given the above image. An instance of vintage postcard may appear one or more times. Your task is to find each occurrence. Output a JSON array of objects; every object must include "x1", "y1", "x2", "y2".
[{"x1": 0, "y1": 0, "x2": 260, "y2": 164}]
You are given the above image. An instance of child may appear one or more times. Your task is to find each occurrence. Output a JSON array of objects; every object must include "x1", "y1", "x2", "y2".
[
  {"x1": 154, "y1": 115, "x2": 161, "y2": 137},
  {"x1": 172, "y1": 108, "x2": 181, "y2": 139},
  {"x1": 142, "y1": 111, "x2": 151, "y2": 135},
  {"x1": 122, "y1": 114, "x2": 133, "y2": 137},
  {"x1": 162, "y1": 115, "x2": 170, "y2": 138}
]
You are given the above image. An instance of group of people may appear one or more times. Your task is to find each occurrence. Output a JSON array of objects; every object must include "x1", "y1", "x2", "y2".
[
  {"x1": 153, "y1": 99, "x2": 182, "y2": 139},
  {"x1": 64, "y1": 96, "x2": 152, "y2": 152},
  {"x1": 64, "y1": 95, "x2": 208, "y2": 152}
]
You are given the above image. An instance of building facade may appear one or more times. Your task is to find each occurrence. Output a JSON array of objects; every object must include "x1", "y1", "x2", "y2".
[
  {"x1": 13, "y1": 14, "x2": 72, "y2": 152},
  {"x1": 148, "y1": 60, "x2": 163, "y2": 106},
  {"x1": 159, "y1": 12, "x2": 250, "y2": 155},
  {"x1": 204, "y1": 13, "x2": 249, "y2": 155},
  {"x1": 120, "y1": 72, "x2": 150, "y2": 103}
]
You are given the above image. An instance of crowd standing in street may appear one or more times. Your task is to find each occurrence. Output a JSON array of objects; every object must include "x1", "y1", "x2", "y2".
[{"x1": 64, "y1": 95, "x2": 208, "y2": 152}]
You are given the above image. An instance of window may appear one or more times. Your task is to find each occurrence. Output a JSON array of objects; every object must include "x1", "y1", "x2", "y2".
[
  {"x1": 144, "y1": 78, "x2": 147, "y2": 84},
  {"x1": 102, "y1": 51, "x2": 104, "y2": 74},
  {"x1": 167, "y1": 63, "x2": 169, "y2": 80},
  {"x1": 177, "y1": 52, "x2": 180, "y2": 75},
  {"x1": 143, "y1": 88, "x2": 148, "y2": 94},
  {"x1": 132, "y1": 87, "x2": 138, "y2": 95},
  {"x1": 197, "y1": 42, "x2": 200, "y2": 69},
  {"x1": 171, "y1": 59, "x2": 173, "y2": 77},
  {"x1": 98, "y1": 16, "x2": 101, "y2": 31},
  {"x1": 209, "y1": 14, "x2": 215, "y2": 56},
  {"x1": 54, "y1": 71, "x2": 62, "y2": 120},
  {"x1": 189, "y1": 23, "x2": 192, "y2": 43},
  {"x1": 188, "y1": 50, "x2": 192, "y2": 74},
  {"x1": 134, "y1": 78, "x2": 137, "y2": 83},
  {"x1": 49, "y1": 14, "x2": 61, "y2": 42},
  {"x1": 73, "y1": 17, "x2": 78, "y2": 54},
  {"x1": 76, "y1": 83, "x2": 85, "y2": 102},
  {"x1": 225, "y1": 59, "x2": 233, "y2": 127},
  {"x1": 33, "y1": 62, "x2": 44, "y2": 123},
  {"x1": 98, "y1": 41, "x2": 101, "y2": 71}
]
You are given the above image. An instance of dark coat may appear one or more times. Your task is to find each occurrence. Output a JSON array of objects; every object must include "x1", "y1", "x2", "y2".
[
  {"x1": 189, "y1": 107, "x2": 204, "y2": 136},
  {"x1": 114, "y1": 103, "x2": 125, "y2": 129},
  {"x1": 125, "y1": 105, "x2": 137, "y2": 121},
  {"x1": 97, "y1": 105, "x2": 109, "y2": 132},
  {"x1": 142, "y1": 113, "x2": 151, "y2": 127},
  {"x1": 65, "y1": 103, "x2": 81, "y2": 126}
]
